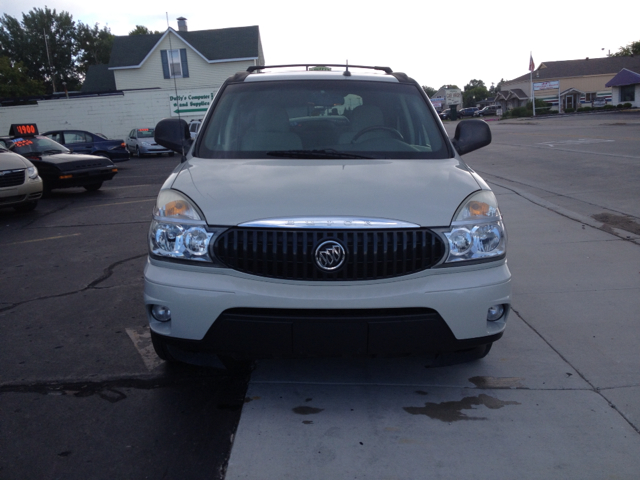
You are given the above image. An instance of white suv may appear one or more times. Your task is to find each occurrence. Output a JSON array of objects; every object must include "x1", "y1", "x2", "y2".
[{"x1": 146, "y1": 64, "x2": 511, "y2": 368}]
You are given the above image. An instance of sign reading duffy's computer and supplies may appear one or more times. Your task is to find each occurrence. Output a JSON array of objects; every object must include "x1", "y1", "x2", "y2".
[{"x1": 169, "y1": 90, "x2": 218, "y2": 116}]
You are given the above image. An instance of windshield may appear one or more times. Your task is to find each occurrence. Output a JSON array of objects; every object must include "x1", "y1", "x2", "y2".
[
  {"x1": 137, "y1": 129, "x2": 155, "y2": 138},
  {"x1": 197, "y1": 80, "x2": 449, "y2": 159},
  {"x1": 9, "y1": 136, "x2": 69, "y2": 155}
]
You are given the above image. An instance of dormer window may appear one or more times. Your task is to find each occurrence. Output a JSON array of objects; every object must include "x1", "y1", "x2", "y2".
[{"x1": 161, "y1": 48, "x2": 190, "y2": 79}]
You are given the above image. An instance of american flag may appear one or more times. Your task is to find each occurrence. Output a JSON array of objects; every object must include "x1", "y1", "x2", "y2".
[{"x1": 529, "y1": 54, "x2": 535, "y2": 72}]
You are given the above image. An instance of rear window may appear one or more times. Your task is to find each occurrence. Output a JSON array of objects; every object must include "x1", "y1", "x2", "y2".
[{"x1": 197, "y1": 80, "x2": 448, "y2": 159}]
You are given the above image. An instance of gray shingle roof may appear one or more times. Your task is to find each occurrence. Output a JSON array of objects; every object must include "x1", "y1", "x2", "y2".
[
  {"x1": 108, "y1": 25, "x2": 261, "y2": 69},
  {"x1": 506, "y1": 56, "x2": 640, "y2": 84},
  {"x1": 81, "y1": 64, "x2": 117, "y2": 93}
]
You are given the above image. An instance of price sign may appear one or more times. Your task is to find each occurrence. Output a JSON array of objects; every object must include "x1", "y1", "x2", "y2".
[{"x1": 9, "y1": 123, "x2": 39, "y2": 136}]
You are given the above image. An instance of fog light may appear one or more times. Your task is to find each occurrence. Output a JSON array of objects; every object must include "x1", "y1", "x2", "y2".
[
  {"x1": 487, "y1": 304, "x2": 505, "y2": 322},
  {"x1": 151, "y1": 304, "x2": 171, "y2": 322}
]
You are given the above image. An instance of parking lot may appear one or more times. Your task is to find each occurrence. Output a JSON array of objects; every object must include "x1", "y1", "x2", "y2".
[{"x1": 2, "y1": 112, "x2": 640, "y2": 479}]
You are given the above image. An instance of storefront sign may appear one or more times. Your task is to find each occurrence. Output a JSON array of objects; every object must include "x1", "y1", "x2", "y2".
[
  {"x1": 533, "y1": 81, "x2": 559, "y2": 91},
  {"x1": 169, "y1": 90, "x2": 218, "y2": 116}
]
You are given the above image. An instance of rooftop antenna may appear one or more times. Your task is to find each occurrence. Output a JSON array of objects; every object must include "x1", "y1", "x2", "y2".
[{"x1": 343, "y1": 60, "x2": 351, "y2": 77}]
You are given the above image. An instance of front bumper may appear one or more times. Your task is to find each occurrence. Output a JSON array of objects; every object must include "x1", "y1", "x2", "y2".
[
  {"x1": 45, "y1": 167, "x2": 117, "y2": 189},
  {"x1": 144, "y1": 258, "x2": 511, "y2": 357}
]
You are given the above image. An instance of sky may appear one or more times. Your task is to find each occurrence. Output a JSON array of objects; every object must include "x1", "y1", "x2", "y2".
[{"x1": 2, "y1": 0, "x2": 638, "y2": 90}]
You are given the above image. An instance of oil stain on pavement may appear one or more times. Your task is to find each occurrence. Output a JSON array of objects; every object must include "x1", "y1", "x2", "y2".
[{"x1": 403, "y1": 394, "x2": 520, "y2": 422}]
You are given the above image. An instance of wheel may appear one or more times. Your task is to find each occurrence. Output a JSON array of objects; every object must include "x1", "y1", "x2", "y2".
[
  {"x1": 14, "y1": 201, "x2": 38, "y2": 212},
  {"x1": 352, "y1": 126, "x2": 404, "y2": 143},
  {"x1": 135, "y1": 146, "x2": 142, "y2": 158},
  {"x1": 83, "y1": 182, "x2": 103, "y2": 192}
]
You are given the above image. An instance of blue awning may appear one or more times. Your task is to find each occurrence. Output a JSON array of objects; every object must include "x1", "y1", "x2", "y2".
[{"x1": 606, "y1": 68, "x2": 640, "y2": 87}]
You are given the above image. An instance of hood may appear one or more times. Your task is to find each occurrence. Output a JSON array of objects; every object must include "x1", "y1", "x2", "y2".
[
  {"x1": 0, "y1": 150, "x2": 33, "y2": 170},
  {"x1": 26, "y1": 152, "x2": 115, "y2": 168},
  {"x1": 170, "y1": 158, "x2": 482, "y2": 227}
]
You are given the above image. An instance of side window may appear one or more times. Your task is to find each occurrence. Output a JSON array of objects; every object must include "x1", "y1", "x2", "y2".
[
  {"x1": 65, "y1": 131, "x2": 87, "y2": 144},
  {"x1": 48, "y1": 132, "x2": 64, "y2": 144},
  {"x1": 161, "y1": 49, "x2": 189, "y2": 79}
]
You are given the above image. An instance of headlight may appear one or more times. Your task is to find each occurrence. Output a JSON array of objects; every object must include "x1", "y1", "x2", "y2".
[
  {"x1": 141, "y1": 142, "x2": 151, "y2": 147},
  {"x1": 440, "y1": 190, "x2": 506, "y2": 265},
  {"x1": 149, "y1": 190, "x2": 225, "y2": 265},
  {"x1": 27, "y1": 166, "x2": 38, "y2": 179}
]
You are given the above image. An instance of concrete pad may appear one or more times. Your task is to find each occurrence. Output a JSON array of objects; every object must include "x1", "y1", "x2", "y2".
[
  {"x1": 249, "y1": 314, "x2": 587, "y2": 392},
  {"x1": 227, "y1": 385, "x2": 640, "y2": 479}
]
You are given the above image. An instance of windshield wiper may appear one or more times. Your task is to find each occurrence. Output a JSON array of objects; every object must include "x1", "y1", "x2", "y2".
[{"x1": 266, "y1": 149, "x2": 372, "y2": 159}]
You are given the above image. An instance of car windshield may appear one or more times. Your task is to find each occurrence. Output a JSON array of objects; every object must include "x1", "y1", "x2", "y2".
[
  {"x1": 197, "y1": 80, "x2": 448, "y2": 159},
  {"x1": 9, "y1": 136, "x2": 69, "y2": 155},
  {"x1": 138, "y1": 129, "x2": 155, "y2": 138}
]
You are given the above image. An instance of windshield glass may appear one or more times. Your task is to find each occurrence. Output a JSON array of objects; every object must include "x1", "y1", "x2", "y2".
[
  {"x1": 9, "y1": 136, "x2": 69, "y2": 155},
  {"x1": 137, "y1": 129, "x2": 155, "y2": 138},
  {"x1": 197, "y1": 80, "x2": 448, "y2": 159}
]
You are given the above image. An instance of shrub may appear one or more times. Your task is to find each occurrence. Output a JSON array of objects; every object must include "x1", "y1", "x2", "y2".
[
  {"x1": 509, "y1": 106, "x2": 529, "y2": 117},
  {"x1": 565, "y1": 108, "x2": 575, "y2": 113},
  {"x1": 623, "y1": 102, "x2": 632, "y2": 108},
  {"x1": 603, "y1": 104, "x2": 616, "y2": 109}
]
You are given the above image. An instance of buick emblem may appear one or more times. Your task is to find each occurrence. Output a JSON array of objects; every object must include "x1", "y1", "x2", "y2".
[{"x1": 315, "y1": 240, "x2": 346, "y2": 271}]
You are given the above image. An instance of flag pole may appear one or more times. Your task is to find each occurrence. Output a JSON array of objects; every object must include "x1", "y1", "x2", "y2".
[{"x1": 530, "y1": 51, "x2": 536, "y2": 117}]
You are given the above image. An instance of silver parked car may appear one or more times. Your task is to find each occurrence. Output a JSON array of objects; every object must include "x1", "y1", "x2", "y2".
[
  {"x1": 146, "y1": 64, "x2": 511, "y2": 370},
  {"x1": 126, "y1": 128, "x2": 173, "y2": 157}
]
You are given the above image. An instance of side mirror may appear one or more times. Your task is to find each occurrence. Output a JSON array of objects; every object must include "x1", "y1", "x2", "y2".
[
  {"x1": 451, "y1": 119, "x2": 491, "y2": 156},
  {"x1": 154, "y1": 118, "x2": 192, "y2": 157}
]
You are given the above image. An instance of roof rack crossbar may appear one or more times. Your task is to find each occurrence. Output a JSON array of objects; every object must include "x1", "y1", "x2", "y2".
[{"x1": 246, "y1": 64, "x2": 393, "y2": 74}]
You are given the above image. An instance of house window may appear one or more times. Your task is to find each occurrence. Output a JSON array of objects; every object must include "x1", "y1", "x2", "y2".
[
  {"x1": 620, "y1": 85, "x2": 635, "y2": 102},
  {"x1": 585, "y1": 92, "x2": 596, "y2": 102},
  {"x1": 161, "y1": 49, "x2": 190, "y2": 79}
]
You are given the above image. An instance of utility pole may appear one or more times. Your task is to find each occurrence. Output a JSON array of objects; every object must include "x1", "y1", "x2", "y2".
[{"x1": 43, "y1": 28, "x2": 56, "y2": 93}]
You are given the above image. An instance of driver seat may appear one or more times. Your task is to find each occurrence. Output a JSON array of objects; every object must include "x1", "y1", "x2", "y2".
[{"x1": 340, "y1": 105, "x2": 384, "y2": 143}]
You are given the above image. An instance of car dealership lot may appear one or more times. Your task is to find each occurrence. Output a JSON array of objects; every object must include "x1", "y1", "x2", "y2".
[{"x1": 2, "y1": 113, "x2": 640, "y2": 479}]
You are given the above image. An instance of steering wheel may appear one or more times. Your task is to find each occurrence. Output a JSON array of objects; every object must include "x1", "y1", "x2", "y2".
[{"x1": 351, "y1": 126, "x2": 404, "y2": 143}]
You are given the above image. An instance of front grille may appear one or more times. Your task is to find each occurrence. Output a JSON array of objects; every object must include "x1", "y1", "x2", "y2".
[
  {"x1": 58, "y1": 159, "x2": 111, "y2": 172},
  {"x1": 0, "y1": 169, "x2": 25, "y2": 188},
  {"x1": 214, "y1": 228, "x2": 445, "y2": 281}
]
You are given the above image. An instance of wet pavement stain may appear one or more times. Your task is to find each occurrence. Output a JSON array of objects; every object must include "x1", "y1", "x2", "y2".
[
  {"x1": 469, "y1": 376, "x2": 525, "y2": 389},
  {"x1": 403, "y1": 394, "x2": 520, "y2": 422},
  {"x1": 293, "y1": 406, "x2": 324, "y2": 415}
]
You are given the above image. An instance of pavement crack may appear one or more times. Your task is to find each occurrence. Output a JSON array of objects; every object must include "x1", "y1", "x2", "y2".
[
  {"x1": 0, "y1": 252, "x2": 147, "y2": 313},
  {"x1": 512, "y1": 307, "x2": 640, "y2": 435}
]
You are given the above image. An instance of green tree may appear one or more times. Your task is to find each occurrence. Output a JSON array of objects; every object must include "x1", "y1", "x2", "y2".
[
  {"x1": 129, "y1": 25, "x2": 161, "y2": 35},
  {"x1": 611, "y1": 40, "x2": 640, "y2": 57},
  {"x1": 0, "y1": 7, "x2": 80, "y2": 94},
  {"x1": 463, "y1": 79, "x2": 490, "y2": 107},
  {"x1": 75, "y1": 22, "x2": 114, "y2": 77},
  {"x1": 0, "y1": 56, "x2": 45, "y2": 97},
  {"x1": 422, "y1": 86, "x2": 437, "y2": 97}
]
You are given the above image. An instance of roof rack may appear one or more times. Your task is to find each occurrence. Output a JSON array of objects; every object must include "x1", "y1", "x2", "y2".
[{"x1": 246, "y1": 64, "x2": 394, "y2": 74}]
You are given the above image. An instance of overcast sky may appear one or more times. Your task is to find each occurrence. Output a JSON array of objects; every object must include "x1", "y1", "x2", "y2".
[{"x1": 3, "y1": 0, "x2": 638, "y2": 90}]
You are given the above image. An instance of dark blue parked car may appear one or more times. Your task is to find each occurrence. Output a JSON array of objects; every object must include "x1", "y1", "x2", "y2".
[{"x1": 43, "y1": 129, "x2": 130, "y2": 162}]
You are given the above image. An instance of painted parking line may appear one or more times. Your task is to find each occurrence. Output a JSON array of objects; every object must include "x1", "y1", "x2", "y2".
[
  {"x1": 126, "y1": 326, "x2": 164, "y2": 371},
  {"x1": 538, "y1": 138, "x2": 614, "y2": 147},
  {"x1": 1, "y1": 233, "x2": 81, "y2": 246}
]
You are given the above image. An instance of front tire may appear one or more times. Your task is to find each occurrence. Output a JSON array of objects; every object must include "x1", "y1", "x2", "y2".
[
  {"x1": 84, "y1": 182, "x2": 103, "y2": 192},
  {"x1": 135, "y1": 146, "x2": 143, "y2": 158}
]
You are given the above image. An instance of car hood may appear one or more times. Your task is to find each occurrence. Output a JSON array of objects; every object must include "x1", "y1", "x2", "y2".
[
  {"x1": 0, "y1": 151, "x2": 33, "y2": 170},
  {"x1": 169, "y1": 158, "x2": 482, "y2": 227},
  {"x1": 26, "y1": 152, "x2": 115, "y2": 168}
]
